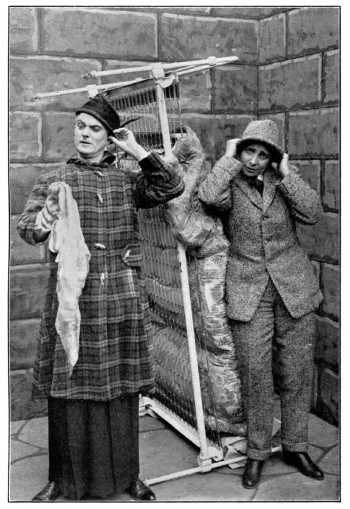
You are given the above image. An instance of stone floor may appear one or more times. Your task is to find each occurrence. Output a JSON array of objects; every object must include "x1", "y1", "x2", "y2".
[{"x1": 9, "y1": 397, "x2": 340, "y2": 503}]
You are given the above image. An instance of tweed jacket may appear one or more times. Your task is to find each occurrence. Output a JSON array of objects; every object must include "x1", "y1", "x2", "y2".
[
  {"x1": 198, "y1": 155, "x2": 323, "y2": 322},
  {"x1": 17, "y1": 151, "x2": 184, "y2": 400}
]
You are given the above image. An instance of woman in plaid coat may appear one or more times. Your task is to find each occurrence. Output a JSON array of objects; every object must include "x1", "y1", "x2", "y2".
[
  {"x1": 198, "y1": 119, "x2": 324, "y2": 489},
  {"x1": 17, "y1": 95, "x2": 184, "y2": 501}
]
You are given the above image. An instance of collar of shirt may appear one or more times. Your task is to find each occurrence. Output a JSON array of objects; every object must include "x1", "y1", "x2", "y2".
[{"x1": 241, "y1": 172, "x2": 264, "y2": 183}]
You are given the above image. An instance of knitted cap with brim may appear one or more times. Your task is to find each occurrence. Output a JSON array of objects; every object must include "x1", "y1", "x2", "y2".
[
  {"x1": 76, "y1": 94, "x2": 139, "y2": 135},
  {"x1": 236, "y1": 119, "x2": 284, "y2": 163}
]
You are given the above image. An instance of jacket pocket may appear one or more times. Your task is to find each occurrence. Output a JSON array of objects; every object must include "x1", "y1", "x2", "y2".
[{"x1": 121, "y1": 243, "x2": 142, "y2": 267}]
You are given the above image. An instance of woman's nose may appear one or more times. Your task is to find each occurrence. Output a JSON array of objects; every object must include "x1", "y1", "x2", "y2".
[{"x1": 250, "y1": 154, "x2": 258, "y2": 165}]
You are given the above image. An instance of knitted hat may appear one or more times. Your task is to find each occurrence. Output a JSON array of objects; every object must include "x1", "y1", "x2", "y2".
[
  {"x1": 236, "y1": 119, "x2": 283, "y2": 163},
  {"x1": 76, "y1": 94, "x2": 138, "y2": 135}
]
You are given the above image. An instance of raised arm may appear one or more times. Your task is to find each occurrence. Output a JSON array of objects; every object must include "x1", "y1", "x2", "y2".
[
  {"x1": 276, "y1": 154, "x2": 323, "y2": 224},
  {"x1": 110, "y1": 128, "x2": 184, "y2": 208},
  {"x1": 198, "y1": 138, "x2": 241, "y2": 211},
  {"x1": 134, "y1": 152, "x2": 185, "y2": 208}
]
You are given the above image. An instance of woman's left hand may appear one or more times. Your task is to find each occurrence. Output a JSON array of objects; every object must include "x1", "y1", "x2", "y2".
[
  {"x1": 109, "y1": 129, "x2": 149, "y2": 161},
  {"x1": 277, "y1": 153, "x2": 290, "y2": 179}
]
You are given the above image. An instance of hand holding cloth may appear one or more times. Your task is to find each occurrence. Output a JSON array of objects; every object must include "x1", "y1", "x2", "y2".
[{"x1": 48, "y1": 182, "x2": 91, "y2": 376}]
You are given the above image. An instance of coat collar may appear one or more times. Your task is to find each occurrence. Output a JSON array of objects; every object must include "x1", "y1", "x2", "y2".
[
  {"x1": 235, "y1": 165, "x2": 281, "y2": 212},
  {"x1": 67, "y1": 150, "x2": 116, "y2": 167}
]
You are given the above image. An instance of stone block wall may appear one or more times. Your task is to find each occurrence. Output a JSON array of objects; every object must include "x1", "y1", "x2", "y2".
[
  {"x1": 9, "y1": 6, "x2": 339, "y2": 424},
  {"x1": 259, "y1": 7, "x2": 340, "y2": 425}
]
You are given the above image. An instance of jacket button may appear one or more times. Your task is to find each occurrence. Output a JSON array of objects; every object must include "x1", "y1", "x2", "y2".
[{"x1": 95, "y1": 243, "x2": 106, "y2": 250}]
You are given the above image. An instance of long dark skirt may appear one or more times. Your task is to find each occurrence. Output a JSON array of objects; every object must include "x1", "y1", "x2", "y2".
[{"x1": 47, "y1": 394, "x2": 140, "y2": 500}]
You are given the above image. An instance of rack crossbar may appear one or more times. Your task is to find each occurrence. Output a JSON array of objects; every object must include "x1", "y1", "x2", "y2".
[
  {"x1": 85, "y1": 55, "x2": 239, "y2": 78},
  {"x1": 32, "y1": 56, "x2": 239, "y2": 102}
]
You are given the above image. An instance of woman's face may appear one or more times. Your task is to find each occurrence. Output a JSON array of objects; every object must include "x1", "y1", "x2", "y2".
[
  {"x1": 239, "y1": 143, "x2": 272, "y2": 177},
  {"x1": 74, "y1": 113, "x2": 109, "y2": 162}
]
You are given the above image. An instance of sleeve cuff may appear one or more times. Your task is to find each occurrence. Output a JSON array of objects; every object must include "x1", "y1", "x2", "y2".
[
  {"x1": 275, "y1": 172, "x2": 299, "y2": 194},
  {"x1": 136, "y1": 149, "x2": 150, "y2": 162},
  {"x1": 217, "y1": 155, "x2": 242, "y2": 176},
  {"x1": 138, "y1": 151, "x2": 163, "y2": 171},
  {"x1": 137, "y1": 155, "x2": 149, "y2": 162}
]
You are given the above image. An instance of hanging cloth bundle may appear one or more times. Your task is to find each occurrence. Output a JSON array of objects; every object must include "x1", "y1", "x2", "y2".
[{"x1": 48, "y1": 182, "x2": 91, "y2": 376}]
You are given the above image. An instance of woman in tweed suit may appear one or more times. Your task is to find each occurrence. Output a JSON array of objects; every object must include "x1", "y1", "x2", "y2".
[
  {"x1": 17, "y1": 95, "x2": 184, "y2": 501},
  {"x1": 198, "y1": 119, "x2": 324, "y2": 489}
]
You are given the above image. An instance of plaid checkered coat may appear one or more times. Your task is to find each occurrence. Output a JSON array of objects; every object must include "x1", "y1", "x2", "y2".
[{"x1": 17, "y1": 152, "x2": 184, "y2": 400}]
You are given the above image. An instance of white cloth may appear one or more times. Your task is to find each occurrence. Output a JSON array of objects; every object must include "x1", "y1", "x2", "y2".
[
  {"x1": 34, "y1": 209, "x2": 52, "y2": 232},
  {"x1": 48, "y1": 182, "x2": 91, "y2": 376}
]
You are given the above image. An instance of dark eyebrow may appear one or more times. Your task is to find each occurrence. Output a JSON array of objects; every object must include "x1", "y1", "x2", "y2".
[
  {"x1": 245, "y1": 145, "x2": 270, "y2": 157},
  {"x1": 248, "y1": 146, "x2": 269, "y2": 157},
  {"x1": 259, "y1": 150, "x2": 270, "y2": 157},
  {"x1": 76, "y1": 119, "x2": 103, "y2": 129}
]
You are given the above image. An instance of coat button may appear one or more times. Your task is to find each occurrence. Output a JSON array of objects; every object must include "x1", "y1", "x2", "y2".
[{"x1": 95, "y1": 243, "x2": 106, "y2": 250}]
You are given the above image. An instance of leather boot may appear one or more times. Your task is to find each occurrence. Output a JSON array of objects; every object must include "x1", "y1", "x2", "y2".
[
  {"x1": 32, "y1": 481, "x2": 62, "y2": 501},
  {"x1": 282, "y1": 450, "x2": 324, "y2": 480},
  {"x1": 242, "y1": 459, "x2": 265, "y2": 489},
  {"x1": 128, "y1": 479, "x2": 156, "y2": 501}
]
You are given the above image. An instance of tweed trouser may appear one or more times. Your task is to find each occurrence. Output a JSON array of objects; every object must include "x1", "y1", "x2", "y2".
[{"x1": 230, "y1": 279, "x2": 316, "y2": 461}]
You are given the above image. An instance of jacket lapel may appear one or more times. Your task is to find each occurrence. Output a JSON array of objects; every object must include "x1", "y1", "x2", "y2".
[
  {"x1": 235, "y1": 166, "x2": 280, "y2": 212},
  {"x1": 262, "y1": 167, "x2": 280, "y2": 213},
  {"x1": 235, "y1": 175, "x2": 263, "y2": 210}
]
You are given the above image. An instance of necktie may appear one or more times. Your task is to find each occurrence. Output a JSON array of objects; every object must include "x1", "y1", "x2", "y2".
[{"x1": 252, "y1": 178, "x2": 264, "y2": 195}]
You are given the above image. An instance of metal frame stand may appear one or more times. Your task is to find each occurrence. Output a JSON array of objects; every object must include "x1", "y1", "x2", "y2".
[
  {"x1": 137, "y1": 62, "x2": 259, "y2": 487},
  {"x1": 150, "y1": 62, "x2": 219, "y2": 476},
  {"x1": 139, "y1": 396, "x2": 281, "y2": 486}
]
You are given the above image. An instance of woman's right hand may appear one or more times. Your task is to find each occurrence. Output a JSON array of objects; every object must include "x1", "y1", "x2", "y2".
[{"x1": 225, "y1": 138, "x2": 241, "y2": 158}]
